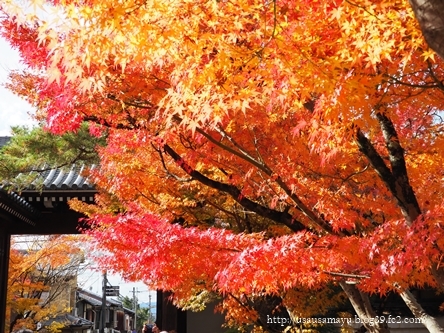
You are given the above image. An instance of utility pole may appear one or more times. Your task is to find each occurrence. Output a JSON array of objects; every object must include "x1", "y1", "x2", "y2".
[
  {"x1": 133, "y1": 287, "x2": 137, "y2": 331},
  {"x1": 101, "y1": 271, "x2": 107, "y2": 333},
  {"x1": 148, "y1": 294, "x2": 151, "y2": 323}
]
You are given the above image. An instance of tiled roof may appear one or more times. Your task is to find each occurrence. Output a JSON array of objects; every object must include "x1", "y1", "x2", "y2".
[
  {"x1": 64, "y1": 314, "x2": 94, "y2": 327},
  {"x1": 0, "y1": 188, "x2": 39, "y2": 225},
  {"x1": 0, "y1": 137, "x2": 40, "y2": 224},
  {"x1": 77, "y1": 288, "x2": 135, "y2": 314},
  {"x1": 77, "y1": 288, "x2": 126, "y2": 308},
  {"x1": 78, "y1": 292, "x2": 102, "y2": 307},
  {"x1": 0, "y1": 136, "x2": 11, "y2": 148},
  {"x1": 0, "y1": 188, "x2": 39, "y2": 214},
  {"x1": 40, "y1": 313, "x2": 93, "y2": 329},
  {"x1": 1, "y1": 136, "x2": 95, "y2": 191},
  {"x1": 35, "y1": 164, "x2": 96, "y2": 191}
]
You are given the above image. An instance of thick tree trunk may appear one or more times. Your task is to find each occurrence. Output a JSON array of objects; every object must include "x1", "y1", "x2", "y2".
[
  {"x1": 432, "y1": 266, "x2": 444, "y2": 292},
  {"x1": 409, "y1": 0, "x2": 444, "y2": 59},
  {"x1": 399, "y1": 288, "x2": 444, "y2": 333},
  {"x1": 340, "y1": 282, "x2": 391, "y2": 333},
  {"x1": 341, "y1": 281, "x2": 444, "y2": 333},
  {"x1": 355, "y1": 116, "x2": 444, "y2": 332}
]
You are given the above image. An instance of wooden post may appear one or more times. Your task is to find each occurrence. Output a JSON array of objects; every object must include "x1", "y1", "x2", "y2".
[
  {"x1": 101, "y1": 271, "x2": 107, "y2": 333},
  {"x1": 0, "y1": 231, "x2": 11, "y2": 333}
]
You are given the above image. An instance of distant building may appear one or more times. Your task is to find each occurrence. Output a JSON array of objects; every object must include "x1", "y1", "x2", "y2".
[
  {"x1": 38, "y1": 314, "x2": 93, "y2": 333},
  {"x1": 76, "y1": 288, "x2": 135, "y2": 333}
]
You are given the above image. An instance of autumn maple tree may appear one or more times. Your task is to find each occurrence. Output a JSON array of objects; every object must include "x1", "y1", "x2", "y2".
[
  {"x1": 2, "y1": 0, "x2": 444, "y2": 332},
  {"x1": 6, "y1": 235, "x2": 85, "y2": 333}
]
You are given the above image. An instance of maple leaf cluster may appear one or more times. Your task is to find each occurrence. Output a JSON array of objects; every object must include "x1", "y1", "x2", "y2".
[{"x1": 3, "y1": 0, "x2": 444, "y2": 330}]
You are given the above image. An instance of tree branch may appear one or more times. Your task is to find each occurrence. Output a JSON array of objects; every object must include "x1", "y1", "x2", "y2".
[
  {"x1": 180, "y1": 117, "x2": 339, "y2": 235},
  {"x1": 355, "y1": 124, "x2": 420, "y2": 225},
  {"x1": 162, "y1": 143, "x2": 306, "y2": 233},
  {"x1": 376, "y1": 112, "x2": 421, "y2": 223},
  {"x1": 339, "y1": 281, "x2": 390, "y2": 333}
]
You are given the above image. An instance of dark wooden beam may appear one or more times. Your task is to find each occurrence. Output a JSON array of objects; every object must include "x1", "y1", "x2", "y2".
[{"x1": 0, "y1": 225, "x2": 11, "y2": 333}]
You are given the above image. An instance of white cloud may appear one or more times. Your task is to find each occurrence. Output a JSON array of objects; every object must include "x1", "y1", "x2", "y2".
[{"x1": 0, "y1": 36, "x2": 37, "y2": 136}]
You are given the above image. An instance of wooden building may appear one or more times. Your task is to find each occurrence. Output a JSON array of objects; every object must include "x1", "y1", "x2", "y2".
[
  {"x1": 75, "y1": 288, "x2": 135, "y2": 333},
  {"x1": 0, "y1": 136, "x2": 95, "y2": 333},
  {"x1": 38, "y1": 314, "x2": 94, "y2": 333},
  {"x1": 0, "y1": 136, "x2": 225, "y2": 333}
]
